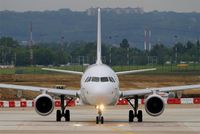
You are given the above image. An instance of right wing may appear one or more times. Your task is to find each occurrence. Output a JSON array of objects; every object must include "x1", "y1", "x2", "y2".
[
  {"x1": 0, "y1": 84, "x2": 79, "y2": 98},
  {"x1": 42, "y1": 68, "x2": 83, "y2": 75},
  {"x1": 122, "y1": 84, "x2": 200, "y2": 98}
]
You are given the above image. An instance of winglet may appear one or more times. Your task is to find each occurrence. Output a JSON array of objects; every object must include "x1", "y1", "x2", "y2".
[{"x1": 96, "y1": 8, "x2": 102, "y2": 64}]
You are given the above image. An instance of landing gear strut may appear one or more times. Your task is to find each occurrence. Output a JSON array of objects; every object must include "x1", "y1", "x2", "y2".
[
  {"x1": 56, "y1": 95, "x2": 72, "y2": 122},
  {"x1": 127, "y1": 95, "x2": 143, "y2": 122},
  {"x1": 96, "y1": 105, "x2": 104, "y2": 124}
]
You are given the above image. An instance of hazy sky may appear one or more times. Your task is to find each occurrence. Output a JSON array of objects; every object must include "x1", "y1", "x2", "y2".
[{"x1": 0, "y1": 0, "x2": 200, "y2": 12}]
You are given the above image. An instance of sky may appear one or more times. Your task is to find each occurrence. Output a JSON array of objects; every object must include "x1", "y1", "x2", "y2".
[{"x1": 0, "y1": 0, "x2": 200, "y2": 12}]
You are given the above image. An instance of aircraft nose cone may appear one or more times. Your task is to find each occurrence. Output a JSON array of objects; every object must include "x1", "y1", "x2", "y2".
[
  {"x1": 92, "y1": 85, "x2": 112, "y2": 95},
  {"x1": 85, "y1": 83, "x2": 116, "y2": 105}
]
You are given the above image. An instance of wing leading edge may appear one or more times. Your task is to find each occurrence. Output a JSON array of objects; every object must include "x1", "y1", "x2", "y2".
[
  {"x1": 122, "y1": 84, "x2": 200, "y2": 98},
  {"x1": 116, "y1": 68, "x2": 156, "y2": 75},
  {"x1": 42, "y1": 68, "x2": 83, "y2": 75},
  {"x1": 0, "y1": 84, "x2": 78, "y2": 97}
]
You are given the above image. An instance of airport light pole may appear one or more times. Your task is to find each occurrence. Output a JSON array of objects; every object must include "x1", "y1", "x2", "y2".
[
  {"x1": 109, "y1": 47, "x2": 112, "y2": 66},
  {"x1": 127, "y1": 47, "x2": 130, "y2": 69},
  {"x1": 197, "y1": 40, "x2": 200, "y2": 63},
  {"x1": 174, "y1": 35, "x2": 178, "y2": 64},
  {"x1": 175, "y1": 47, "x2": 178, "y2": 64}
]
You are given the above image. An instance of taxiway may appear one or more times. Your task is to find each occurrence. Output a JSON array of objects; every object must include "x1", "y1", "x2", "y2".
[{"x1": 0, "y1": 105, "x2": 200, "y2": 134}]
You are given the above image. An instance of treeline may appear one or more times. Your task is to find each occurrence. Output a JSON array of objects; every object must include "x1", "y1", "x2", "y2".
[
  {"x1": 0, "y1": 37, "x2": 200, "y2": 66},
  {"x1": 1, "y1": 9, "x2": 200, "y2": 46}
]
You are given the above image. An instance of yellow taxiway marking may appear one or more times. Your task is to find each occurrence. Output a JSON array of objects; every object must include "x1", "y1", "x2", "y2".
[{"x1": 107, "y1": 126, "x2": 135, "y2": 134}]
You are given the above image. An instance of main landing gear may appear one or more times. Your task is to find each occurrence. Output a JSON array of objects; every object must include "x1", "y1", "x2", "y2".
[
  {"x1": 127, "y1": 95, "x2": 143, "y2": 122},
  {"x1": 56, "y1": 95, "x2": 73, "y2": 122},
  {"x1": 96, "y1": 104, "x2": 104, "y2": 124}
]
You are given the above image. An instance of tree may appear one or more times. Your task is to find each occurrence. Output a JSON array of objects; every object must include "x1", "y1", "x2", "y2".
[
  {"x1": 34, "y1": 47, "x2": 54, "y2": 65},
  {"x1": 15, "y1": 48, "x2": 30, "y2": 66},
  {"x1": 0, "y1": 37, "x2": 19, "y2": 65},
  {"x1": 197, "y1": 40, "x2": 200, "y2": 62},
  {"x1": 186, "y1": 41, "x2": 194, "y2": 50},
  {"x1": 150, "y1": 44, "x2": 169, "y2": 64},
  {"x1": 120, "y1": 39, "x2": 129, "y2": 48},
  {"x1": 0, "y1": 37, "x2": 19, "y2": 47}
]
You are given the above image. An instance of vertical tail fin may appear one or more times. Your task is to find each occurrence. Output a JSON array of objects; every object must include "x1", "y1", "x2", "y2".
[{"x1": 96, "y1": 8, "x2": 102, "y2": 64}]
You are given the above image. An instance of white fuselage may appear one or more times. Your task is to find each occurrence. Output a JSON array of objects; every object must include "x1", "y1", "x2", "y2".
[{"x1": 80, "y1": 64, "x2": 121, "y2": 106}]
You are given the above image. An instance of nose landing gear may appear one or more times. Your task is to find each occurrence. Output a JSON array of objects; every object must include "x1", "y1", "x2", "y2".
[{"x1": 96, "y1": 104, "x2": 104, "y2": 124}]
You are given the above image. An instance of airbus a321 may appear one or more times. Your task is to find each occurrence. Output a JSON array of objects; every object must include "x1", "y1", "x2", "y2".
[{"x1": 0, "y1": 8, "x2": 200, "y2": 124}]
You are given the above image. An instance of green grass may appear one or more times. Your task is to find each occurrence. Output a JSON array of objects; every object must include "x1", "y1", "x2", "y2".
[
  {"x1": 0, "y1": 64, "x2": 200, "y2": 75},
  {"x1": 0, "y1": 68, "x2": 15, "y2": 74}
]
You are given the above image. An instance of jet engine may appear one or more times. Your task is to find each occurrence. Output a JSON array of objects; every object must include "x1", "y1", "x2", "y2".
[
  {"x1": 145, "y1": 94, "x2": 165, "y2": 116},
  {"x1": 34, "y1": 94, "x2": 54, "y2": 116}
]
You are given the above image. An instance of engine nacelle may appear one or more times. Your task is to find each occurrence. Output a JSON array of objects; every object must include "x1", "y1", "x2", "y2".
[
  {"x1": 34, "y1": 94, "x2": 54, "y2": 116},
  {"x1": 145, "y1": 94, "x2": 165, "y2": 117}
]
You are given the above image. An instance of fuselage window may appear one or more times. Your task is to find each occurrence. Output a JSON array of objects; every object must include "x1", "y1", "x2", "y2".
[
  {"x1": 91, "y1": 77, "x2": 100, "y2": 82},
  {"x1": 101, "y1": 77, "x2": 109, "y2": 82}
]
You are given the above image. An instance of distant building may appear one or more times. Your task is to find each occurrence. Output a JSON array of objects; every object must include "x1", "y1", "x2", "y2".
[
  {"x1": 86, "y1": 7, "x2": 144, "y2": 16},
  {"x1": 0, "y1": 65, "x2": 15, "y2": 69}
]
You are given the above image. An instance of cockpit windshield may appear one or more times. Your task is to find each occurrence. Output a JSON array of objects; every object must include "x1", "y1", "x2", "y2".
[
  {"x1": 91, "y1": 77, "x2": 100, "y2": 82},
  {"x1": 101, "y1": 77, "x2": 109, "y2": 82},
  {"x1": 85, "y1": 76, "x2": 115, "y2": 83}
]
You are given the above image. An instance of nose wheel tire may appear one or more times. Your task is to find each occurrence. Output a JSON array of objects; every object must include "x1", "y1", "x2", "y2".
[
  {"x1": 101, "y1": 116, "x2": 104, "y2": 124},
  {"x1": 96, "y1": 116, "x2": 99, "y2": 124},
  {"x1": 96, "y1": 116, "x2": 104, "y2": 124}
]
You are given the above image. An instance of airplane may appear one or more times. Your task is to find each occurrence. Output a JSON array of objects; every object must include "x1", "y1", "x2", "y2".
[{"x1": 0, "y1": 8, "x2": 200, "y2": 124}]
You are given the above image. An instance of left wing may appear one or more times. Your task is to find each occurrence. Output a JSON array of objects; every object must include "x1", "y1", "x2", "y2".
[
  {"x1": 121, "y1": 84, "x2": 200, "y2": 98},
  {"x1": 116, "y1": 68, "x2": 156, "y2": 75},
  {"x1": 0, "y1": 84, "x2": 78, "y2": 97}
]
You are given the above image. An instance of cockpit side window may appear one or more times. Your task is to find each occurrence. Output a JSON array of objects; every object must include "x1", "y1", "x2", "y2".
[
  {"x1": 88, "y1": 77, "x2": 92, "y2": 82},
  {"x1": 101, "y1": 77, "x2": 109, "y2": 82},
  {"x1": 85, "y1": 77, "x2": 92, "y2": 82},
  {"x1": 85, "y1": 77, "x2": 89, "y2": 82},
  {"x1": 109, "y1": 77, "x2": 115, "y2": 82},
  {"x1": 91, "y1": 77, "x2": 100, "y2": 82}
]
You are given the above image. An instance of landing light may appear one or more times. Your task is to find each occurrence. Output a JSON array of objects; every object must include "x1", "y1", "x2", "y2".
[
  {"x1": 96, "y1": 105, "x2": 99, "y2": 109},
  {"x1": 96, "y1": 104, "x2": 105, "y2": 111},
  {"x1": 100, "y1": 104, "x2": 104, "y2": 111}
]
